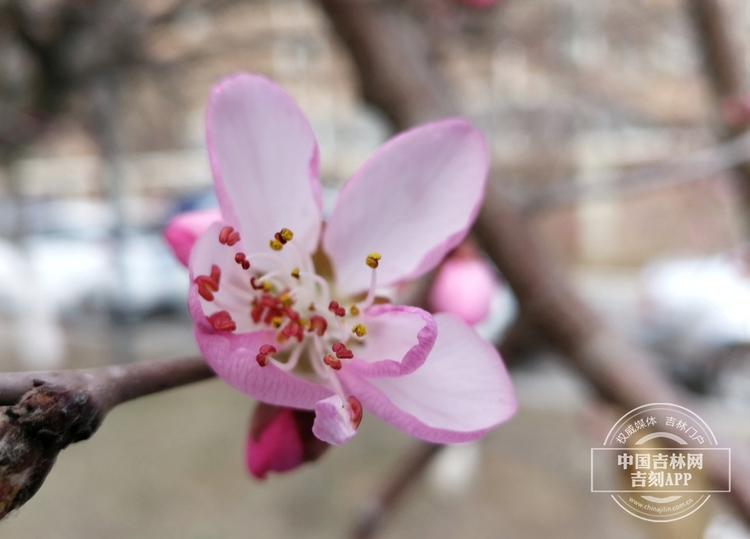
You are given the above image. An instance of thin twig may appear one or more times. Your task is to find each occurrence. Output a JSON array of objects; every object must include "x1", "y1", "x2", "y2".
[
  {"x1": 349, "y1": 442, "x2": 442, "y2": 539},
  {"x1": 0, "y1": 357, "x2": 214, "y2": 517}
]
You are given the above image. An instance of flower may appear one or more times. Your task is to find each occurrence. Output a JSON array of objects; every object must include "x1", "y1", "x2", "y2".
[
  {"x1": 178, "y1": 73, "x2": 515, "y2": 446},
  {"x1": 429, "y1": 242, "x2": 500, "y2": 326}
]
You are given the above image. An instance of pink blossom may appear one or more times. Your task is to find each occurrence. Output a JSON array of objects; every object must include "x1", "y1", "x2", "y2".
[
  {"x1": 174, "y1": 73, "x2": 516, "y2": 446},
  {"x1": 429, "y1": 243, "x2": 499, "y2": 326},
  {"x1": 245, "y1": 403, "x2": 328, "y2": 479}
]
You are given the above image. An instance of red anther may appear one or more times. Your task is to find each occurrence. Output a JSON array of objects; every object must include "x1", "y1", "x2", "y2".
[
  {"x1": 347, "y1": 396, "x2": 363, "y2": 428},
  {"x1": 284, "y1": 308, "x2": 300, "y2": 322},
  {"x1": 256, "y1": 354, "x2": 269, "y2": 367},
  {"x1": 308, "y1": 315, "x2": 327, "y2": 336},
  {"x1": 207, "y1": 311, "x2": 236, "y2": 332},
  {"x1": 335, "y1": 307, "x2": 346, "y2": 317},
  {"x1": 328, "y1": 301, "x2": 339, "y2": 312},
  {"x1": 196, "y1": 281, "x2": 214, "y2": 301},
  {"x1": 259, "y1": 294, "x2": 279, "y2": 308},
  {"x1": 241, "y1": 260, "x2": 250, "y2": 270},
  {"x1": 194, "y1": 274, "x2": 219, "y2": 291},
  {"x1": 332, "y1": 342, "x2": 354, "y2": 359},
  {"x1": 194, "y1": 274, "x2": 219, "y2": 301},
  {"x1": 235, "y1": 253, "x2": 246, "y2": 263},
  {"x1": 219, "y1": 226, "x2": 234, "y2": 244},
  {"x1": 323, "y1": 353, "x2": 342, "y2": 370},
  {"x1": 250, "y1": 277, "x2": 265, "y2": 290},
  {"x1": 227, "y1": 231, "x2": 240, "y2": 246},
  {"x1": 251, "y1": 305, "x2": 263, "y2": 324},
  {"x1": 259, "y1": 344, "x2": 277, "y2": 356},
  {"x1": 209, "y1": 265, "x2": 221, "y2": 286},
  {"x1": 281, "y1": 322, "x2": 304, "y2": 342}
]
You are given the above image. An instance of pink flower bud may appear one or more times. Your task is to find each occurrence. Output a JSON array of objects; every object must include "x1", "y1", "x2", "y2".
[{"x1": 246, "y1": 403, "x2": 328, "y2": 479}]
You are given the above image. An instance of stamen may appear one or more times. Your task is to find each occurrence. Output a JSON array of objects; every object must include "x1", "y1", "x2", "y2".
[
  {"x1": 328, "y1": 301, "x2": 346, "y2": 317},
  {"x1": 347, "y1": 396, "x2": 363, "y2": 428},
  {"x1": 350, "y1": 305, "x2": 360, "y2": 316},
  {"x1": 365, "y1": 252, "x2": 381, "y2": 269},
  {"x1": 256, "y1": 344, "x2": 277, "y2": 367},
  {"x1": 219, "y1": 226, "x2": 232, "y2": 244},
  {"x1": 332, "y1": 342, "x2": 354, "y2": 359},
  {"x1": 291, "y1": 268, "x2": 300, "y2": 279},
  {"x1": 278, "y1": 228, "x2": 294, "y2": 243},
  {"x1": 323, "y1": 353, "x2": 342, "y2": 370},
  {"x1": 219, "y1": 226, "x2": 240, "y2": 246},
  {"x1": 351, "y1": 323, "x2": 367, "y2": 337},
  {"x1": 269, "y1": 228, "x2": 294, "y2": 251},
  {"x1": 194, "y1": 265, "x2": 221, "y2": 301},
  {"x1": 281, "y1": 321, "x2": 304, "y2": 342},
  {"x1": 207, "y1": 311, "x2": 236, "y2": 332},
  {"x1": 210, "y1": 265, "x2": 221, "y2": 285},
  {"x1": 234, "y1": 253, "x2": 251, "y2": 270},
  {"x1": 269, "y1": 238, "x2": 283, "y2": 251},
  {"x1": 308, "y1": 315, "x2": 328, "y2": 336},
  {"x1": 250, "y1": 277, "x2": 265, "y2": 290},
  {"x1": 358, "y1": 261, "x2": 380, "y2": 310}
]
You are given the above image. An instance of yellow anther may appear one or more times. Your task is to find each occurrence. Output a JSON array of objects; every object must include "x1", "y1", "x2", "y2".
[
  {"x1": 279, "y1": 228, "x2": 294, "y2": 242},
  {"x1": 298, "y1": 317, "x2": 309, "y2": 327},
  {"x1": 365, "y1": 252, "x2": 382, "y2": 269},
  {"x1": 262, "y1": 281, "x2": 273, "y2": 292},
  {"x1": 350, "y1": 305, "x2": 360, "y2": 316},
  {"x1": 269, "y1": 239, "x2": 283, "y2": 251},
  {"x1": 308, "y1": 302, "x2": 316, "y2": 311},
  {"x1": 271, "y1": 316, "x2": 283, "y2": 328},
  {"x1": 279, "y1": 293, "x2": 293, "y2": 307},
  {"x1": 291, "y1": 268, "x2": 300, "y2": 279},
  {"x1": 352, "y1": 323, "x2": 367, "y2": 337}
]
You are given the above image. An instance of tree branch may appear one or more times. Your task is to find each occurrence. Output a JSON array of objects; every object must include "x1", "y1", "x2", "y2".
[
  {"x1": 0, "y1": 357, "x2": 214, "y2": 518},
  {"x1": 684, "y1": 0, "x2": 750, "y2": 234}
]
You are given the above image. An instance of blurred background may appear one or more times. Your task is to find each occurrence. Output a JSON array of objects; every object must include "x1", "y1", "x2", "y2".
[{"x1": 1, "y1": 0, "x2": 750, "y2": 537}]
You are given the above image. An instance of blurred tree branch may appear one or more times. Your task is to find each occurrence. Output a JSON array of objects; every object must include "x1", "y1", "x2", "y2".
[
  {"x1": 0, "y1": 356, "x2": 214, "y2": 518},
  {"x1": 316, "y1": 0, "x2": 750, "y2": 535},
  {"x1": 685, "y1": 0, "x2": 750, "y2": 235}
]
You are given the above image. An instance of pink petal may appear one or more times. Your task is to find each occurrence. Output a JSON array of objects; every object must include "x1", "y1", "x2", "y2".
[
  {"x1": 343, "y1": 304, "x2": 437, "y2": 377},
  {"x1": 206, "y1": 73, "x2": 323, "y2": 256},
  {"x1": 429, "y1": 256, "x2": 499, "y2": 325},
  {"x1": 323, "y1": 118, "x2": 489, "y2": 296},
  {"x1": 312, "y1": 395, "x2": 358, "y2": 446},
  {"x1": 338, "y1": 313, "x2": 516, "y2": 443},
  {"x1": 246, "y1": 407, "x2": 304, "y2": 479},
  {"x1": 190, "y1": 287, "x2": 334, "y2": 409},
  {"x1": 163, "y1": 209, "x2": 222, "y2": 267}
]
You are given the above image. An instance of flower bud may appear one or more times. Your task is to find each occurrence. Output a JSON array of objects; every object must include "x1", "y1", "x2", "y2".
[{"x1": 246, "y1": 403, "x2": 329, "y2": 479}]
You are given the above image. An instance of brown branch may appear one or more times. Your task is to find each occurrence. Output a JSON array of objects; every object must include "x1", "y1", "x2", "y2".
[
  {"x1": 0, "y1": 357, "x2": 214, "y2": 518},
  {"x1": 684, "y1": 0, "x2": 750, "y2": 233},
  {"x1": 317, "y1": 0, "x2": 750, "y2": 534}
]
